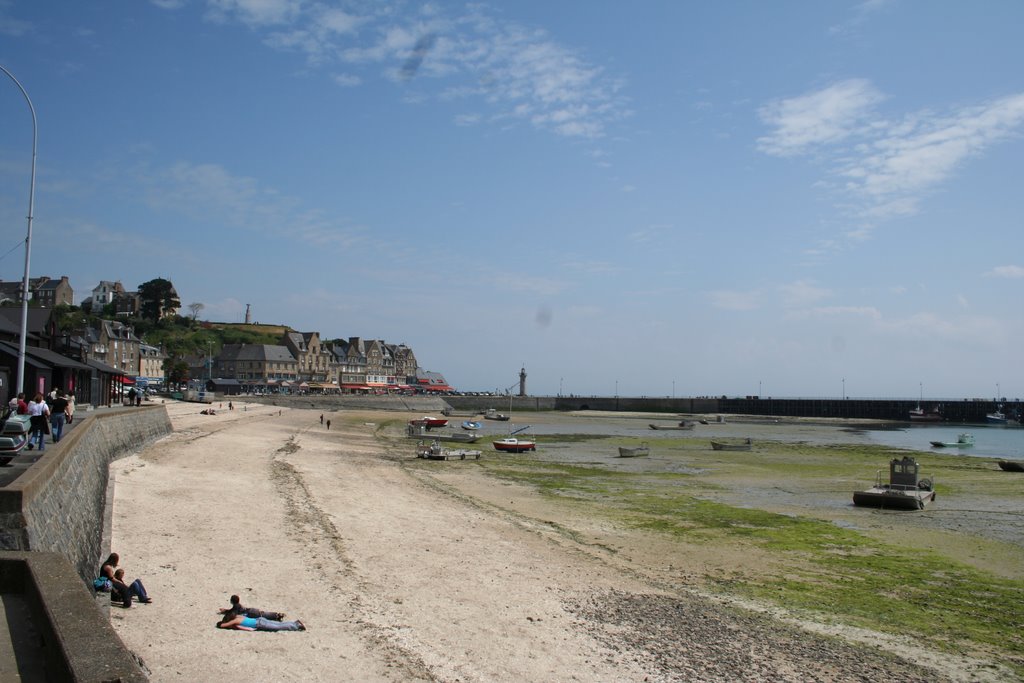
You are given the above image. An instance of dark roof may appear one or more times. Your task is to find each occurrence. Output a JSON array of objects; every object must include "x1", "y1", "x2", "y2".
[
  {"x1": 86, "y1": 358, "x2": 123, "y2": 374},
  {"x1": 0, "y1": 341, "x2": 91, "y2": 370},
  {"x1": 219, "y1": 344, "x2": 295, "y2": 363}
]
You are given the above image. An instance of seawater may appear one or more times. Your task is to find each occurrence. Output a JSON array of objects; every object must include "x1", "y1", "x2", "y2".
[{"x1": 866, "y1": 424, "x2": 1024, "y2": 461}]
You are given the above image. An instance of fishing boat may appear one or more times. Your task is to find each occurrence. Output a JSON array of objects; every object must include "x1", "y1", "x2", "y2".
[
  {"x1": 853, "y1": 456, "x2": 935, "y2": 510},
  {"x1": 710, "y1": 438, "x2": 752, "y2": 451},
  {"x1": 493, "y1": 437, "x2": 536, "y2": 452},
  {"x1": 618, "y1": 442, "x2": 650, "y2": 458},
  {"x1": 908, "y1": 405, "x2": 942, "y2": 422},
  {"x1": 484, "y1": 409, "x2": 510, "y2": 421},
  {"x1": 648, "y1": 421, "x2": 694, "y2": 430},
  {"x1": 986, "y1": 405, "x2": 1008, "y2": 424},
  {"x1": 461, "y1": 420, "x2": 482, "y2": 431},
  {"x1": 997, "y1": 460, "x2": 1024, "y2": 472},
  {"x1": 0, "y1": 408, "x2": 31, "y2": 466},
  {"x1": 415, "y1": 440, "x2": 481, "y2": 461},
  {"x1": 929, "y1": 433, "x2": 974, "y2": 448}
]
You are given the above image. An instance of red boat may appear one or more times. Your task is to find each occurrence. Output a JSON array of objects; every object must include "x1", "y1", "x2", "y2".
[
  {"x1": 492, "y1": 437, "x2": 536, "y2": 453},
  {"x1": 409, "y1": 416, "x2": 449, "y2": 429}
]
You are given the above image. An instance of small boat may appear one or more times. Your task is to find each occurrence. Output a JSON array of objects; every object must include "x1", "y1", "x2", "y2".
[
  {"x1": 416, "y1": 440, "x2": 481, "y2": 461},
  {"x1": 618, "y1": 442, "x2": 650, "y2": 458},
  {"x1": 0, "y1": 408, "x2": 31, "y2": 466},
  {"x1": 929, "y1": 433, "x2": 974, "y2": 448},
  {"x1": 997, "y1": 460, "x2": 1024, "y2": 472},
  {"x1": 853, "y1": 456, "x2": 935, "y2": 510},
  {"x1": 986, "y1": 405, "x2": 1008, "y2": 424},
  {"x1": 435, "y1": 432, "x2": 481, "y2": 444},
  {"x1": 648, "y1": 421, "x2": 694, "y2": 431},
  {"x1": 493, "y1": 437, "x2": 536, "y2": 452},
  {"x1": 409, "y1": 416, "x2": 448, "y2": 429},
  {"x1": 710, "y1": 438, "x2": 752, "y2": 451},
  {"x1": 484, "y1": 409, "x2": 510, "y2": 421},
  {"x1": 462, "y1": 420, "x2": 483, "y2": 431}
]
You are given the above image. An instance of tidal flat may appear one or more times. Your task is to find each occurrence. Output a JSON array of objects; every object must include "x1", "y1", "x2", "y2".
[{"x1": 402, "y1": 410, "x2": 1024, "y2": 677}]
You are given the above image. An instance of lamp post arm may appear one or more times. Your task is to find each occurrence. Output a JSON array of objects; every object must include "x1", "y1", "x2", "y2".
[{"x1": 1, "y1": 65, "x2": 38, "y2": 397}]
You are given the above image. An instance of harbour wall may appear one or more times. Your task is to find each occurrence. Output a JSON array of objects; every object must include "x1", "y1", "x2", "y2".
[{"x1": 0, "y1": 405, "x2": 172, "y2": 682}]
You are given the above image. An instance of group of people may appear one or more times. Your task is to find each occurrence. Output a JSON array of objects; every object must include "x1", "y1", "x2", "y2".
[
  {"x1": 96, "y1": 552, "x2": 306, "y2": 631},
  {"x1": 8, "y1": 386, "x2": 76, "y2": 451},
  {"x1": 96, "y1": 553, "x2": 152, "y2": 608}
]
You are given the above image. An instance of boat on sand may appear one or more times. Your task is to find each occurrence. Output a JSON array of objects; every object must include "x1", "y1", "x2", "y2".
[
  {"x1": 853, "y1": 456, "x2": 935, "y2": 510},
  {"x1": 710, "y1": 438, "x2": 752, "y2": 451},
  {"x1": 997, "y1": 460, "x2": 1024, "y2": 472},
  {"x1": 416, "y1": 440, "x2": 481, "y2": 460},
  {"x1": 618, "y1": 442, "x2": 650, "y2": 458},
  {"x1": 648, "y1": 421, "x2": 694, "y2": 431}
]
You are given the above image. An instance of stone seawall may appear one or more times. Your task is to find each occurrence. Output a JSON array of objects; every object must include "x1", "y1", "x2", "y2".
[{"x1": 0, "y1": 406, "x2": 173, "y2": 583}]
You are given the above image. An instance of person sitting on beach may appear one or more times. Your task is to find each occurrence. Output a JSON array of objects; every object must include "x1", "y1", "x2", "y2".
[
  {"x1": 218, "y1": 594, "x2": 286, "y2": 621},
  {"x1": 111, "y1": 568, "x2": 152, "y2": 606},
  {"x1": 99, "y1": 553, "x2": 152, "y2": 608},
  {"x1": 217, "y1": 612, "x2": 305, "y2": 631}
]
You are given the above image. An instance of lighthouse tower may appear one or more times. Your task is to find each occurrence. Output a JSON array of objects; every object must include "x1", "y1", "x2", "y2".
[
  {"x1": 244, "y1": 304, "x2": 252, "y2": 324},
  {"x1": 518, "y1": 367, "x2": 527, "y2": 397}
]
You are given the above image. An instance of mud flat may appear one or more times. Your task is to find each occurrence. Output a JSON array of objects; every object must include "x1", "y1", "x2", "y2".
[{"x1": 107, "y1": 403, "x2": 1022, "y2": 682}]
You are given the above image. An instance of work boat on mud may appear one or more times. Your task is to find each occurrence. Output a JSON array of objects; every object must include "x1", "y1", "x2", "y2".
[{"x1": 853, "y1": 456, "x2": 935, "y2": 510}]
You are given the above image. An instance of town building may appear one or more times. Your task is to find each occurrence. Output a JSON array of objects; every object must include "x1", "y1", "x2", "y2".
[
  {"x1": 281, "y1": 331, "x2": 333, "y2": 383},
  {"x1": 214, "y1": 343, "x2": 298, "y2": 389},
  {"x1": 138, "y1": 344, "x2": 167, "y2": 386},
  {"x1": 0, "y1": 275, "x2": 74, "y2": 307}
]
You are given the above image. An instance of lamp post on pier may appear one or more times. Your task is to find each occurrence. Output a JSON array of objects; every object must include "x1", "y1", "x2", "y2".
[{"x1": 1, "y1": 65, "x2": 38, "y2": 397}]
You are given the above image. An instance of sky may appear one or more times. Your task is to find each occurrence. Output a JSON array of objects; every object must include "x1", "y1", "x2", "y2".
[{"x1": 1, "y1": 1, "x2": 1023, "y2": 400}]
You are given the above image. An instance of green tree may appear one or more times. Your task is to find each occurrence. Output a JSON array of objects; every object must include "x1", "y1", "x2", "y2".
[
  {"x1": 138, "y1": 278, "x2": 181, "y2": 323},
  {"x1": 164, "y1": 358, "x2": 190, "y2": 388}
]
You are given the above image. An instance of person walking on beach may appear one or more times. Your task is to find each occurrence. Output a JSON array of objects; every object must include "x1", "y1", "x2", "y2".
[
  {"x1": 26, "y1": 393, "x2": 50, "y2": 451},
  {"x1": 49, "y1": 390, "x2": 69, "y2": 443},
  {"x1": 320, "y1": 413, "x2": 324, "y2": 424},
  {"x1": 326, "y1": 419, "x2": 331, "y2": 430}
]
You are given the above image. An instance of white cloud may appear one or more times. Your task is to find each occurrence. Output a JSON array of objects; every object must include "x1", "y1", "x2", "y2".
[
  {"x1": 758, "y1": 81, "x2": 1024, "y2": 230},
  {"x1": 757, "y1": 79, "x2": 884, "y2": 157},
  {"x1": 985, "y1": 265, "x2": 1024, "y2": 279},
  {"x1": 0, "y1": 0, "x2": 31, "y2": 36},
  {"x1": 150, "y1": 0, "x2": 185, "y2": 9},
  {"x1": 454, "y1": 113, "x2": 480, "y2": 126},
  {"x1": 197, "y1": 1, "x2": 626, "y2": 140}
]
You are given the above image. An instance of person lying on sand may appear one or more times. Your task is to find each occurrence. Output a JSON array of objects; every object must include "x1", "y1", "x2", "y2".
[
  {"x1": 218, "y1": 594, "x2": 286, "y2": 621},
  {"x1": 217, "y1": 613, "x2": 305, "y2": 631}
]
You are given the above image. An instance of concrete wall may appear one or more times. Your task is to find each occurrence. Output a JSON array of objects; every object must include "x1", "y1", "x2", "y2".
[{"x1": 0, "y1": 406, "x2": 173, "y2": 584}]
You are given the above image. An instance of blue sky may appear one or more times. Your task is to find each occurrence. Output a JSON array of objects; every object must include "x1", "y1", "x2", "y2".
[{"x1": 1, "y1": 1, "x2": 1022, "y2": 399}]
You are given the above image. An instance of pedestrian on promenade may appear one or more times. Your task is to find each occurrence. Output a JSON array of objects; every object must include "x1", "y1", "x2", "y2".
[
  {"x1": 26, "y1": 393, "x2": 49, "y2": 451},
  {"x1": 12, "y1": 392, "x2": 27, "y2": 414},
  {"x1": 50, "y1": 390, "x2": 69, "y2": 443},
  {"x1": 66, "y1": 392, "x2": 76, "y2": 423}
]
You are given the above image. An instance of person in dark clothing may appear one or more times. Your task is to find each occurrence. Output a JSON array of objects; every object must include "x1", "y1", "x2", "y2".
[
  {"x1": 218, "y1": 594, "x2": 286, "y2": 621},
  {"x1": 99, "y1": 553, "x2": 152, "y2": 608},
  {"x1": 50, "y1": 390, "x2": 69, "y2": 443}
]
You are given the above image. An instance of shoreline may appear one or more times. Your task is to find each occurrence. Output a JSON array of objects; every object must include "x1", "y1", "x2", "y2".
[{"x1": 106, "y1": 401, "x2": 1022, "y2": 682}]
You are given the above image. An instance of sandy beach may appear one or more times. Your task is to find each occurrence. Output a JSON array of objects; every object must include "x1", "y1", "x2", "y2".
[{"x1": 106, "y1": 401, "x2": 1022, "y2": 682}]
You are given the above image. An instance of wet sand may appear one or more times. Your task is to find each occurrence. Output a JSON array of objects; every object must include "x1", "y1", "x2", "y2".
[{"x1": 106, "y1": 402, "x2": 1020, "y2": 682}]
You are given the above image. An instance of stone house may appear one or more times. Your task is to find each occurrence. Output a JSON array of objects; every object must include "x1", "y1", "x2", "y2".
[
  {"x1": 83, "y1": 320, "x2": 141, "y2": 376},
  {"x1": 214, "y1": 344, "x2": 297, "y2": 386},
  {"x1": 138, "y1": 344, "x2": 167, "y2": 384},
  {"x1": 281, "y1": 331, "x2": 333, "y2": 382}
]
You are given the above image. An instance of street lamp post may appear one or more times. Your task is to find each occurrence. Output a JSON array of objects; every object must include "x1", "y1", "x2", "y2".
[{"x1": 1, "y1": 65, "x2": 38, "y2": 398}]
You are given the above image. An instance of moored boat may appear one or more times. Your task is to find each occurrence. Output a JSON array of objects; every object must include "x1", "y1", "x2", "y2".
[
  {"x1": 997, "y1": 460, "x2": 1024, "y2": 472},
  {"x1": 435, "y1": 432, "x2": 481, "y2": 444},
  {"x1": 929, "y1": 433, "x2": 974, "y2": 448},
  {"x1": 409, "y1": 416, "x2": 449, "y2": 429},
  {"x1": 909, "y1": 405, "x2": 942, "y2": 422},
  {"x1": 710, "y1": 438, "x2": 752, "y2": 451},
  {"x1": 986, "y1": 405, "x2": 1008, "y2": 424},
  {"x1": 416, "y1": 439, "x2": 482, "y2": 460},
  {"x1": 648, "y1": 421, "x2": 694, "y2": 430},
  {"x1": 493, "y1": 437, "x2": 536, "y2": 452},
  {"x1": 618, "y1": 442, "x2": 650, "y2": 458},
  {"x1": 462, "y1": 420, "x2": 482, "y2": 431},
  {"x1": 484, "y1": 409, "x2": 510, "y2": 421},
  {"x1": 853, "y1": 456, "x2": 935, "y2": 510}
]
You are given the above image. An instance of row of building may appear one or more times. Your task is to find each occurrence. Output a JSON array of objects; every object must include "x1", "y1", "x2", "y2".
[{"x1": 0, "y1": 275, "x2": 452, "y2": 401}]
